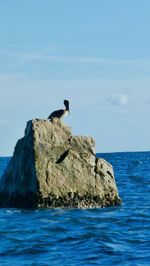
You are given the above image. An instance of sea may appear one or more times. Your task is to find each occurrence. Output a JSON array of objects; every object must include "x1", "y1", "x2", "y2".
[{"x1": 0, "y1": 152, "x2": 150, "y2": 266}]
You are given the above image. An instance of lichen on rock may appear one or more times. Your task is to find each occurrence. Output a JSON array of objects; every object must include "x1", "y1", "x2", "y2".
[{"x1": 0, "y1": 119, "x2": 121, "y2": 208}]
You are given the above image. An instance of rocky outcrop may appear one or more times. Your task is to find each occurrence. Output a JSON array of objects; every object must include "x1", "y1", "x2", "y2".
[{"x1": 0, "y1": 119, "x2": 121, "y2": 208}]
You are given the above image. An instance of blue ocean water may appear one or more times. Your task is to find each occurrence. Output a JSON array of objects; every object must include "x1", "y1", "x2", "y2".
[{"x1": 0, "y1": 152, "x2": 150, "y2": 266}]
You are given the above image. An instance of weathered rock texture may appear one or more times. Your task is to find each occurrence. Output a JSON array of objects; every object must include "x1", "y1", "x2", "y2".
[{"x1": 0, "y1": 119, "x2": 121, "y2": 208}]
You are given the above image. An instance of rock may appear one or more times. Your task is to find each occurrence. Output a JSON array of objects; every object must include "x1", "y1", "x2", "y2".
[{"x1": 0, "y1": 119, "x2": 121, "y2": 208}]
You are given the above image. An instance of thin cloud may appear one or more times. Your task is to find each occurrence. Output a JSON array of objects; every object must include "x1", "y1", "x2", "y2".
[
  {"x1": 141, "y1": 98, "x2": 150, "y2": 104},
  {"x1": 1, "y1": 49, "x2": 150, "y2": 65},
  {"x1": 18, "y1": 54, "x2": 146, "y2": 65},
  {"x1": 106, "y1": 94, "x2": 129, "y2": 107},
  {"x1": 0, "y1": 120, "x2": 11, "y2": 126}
]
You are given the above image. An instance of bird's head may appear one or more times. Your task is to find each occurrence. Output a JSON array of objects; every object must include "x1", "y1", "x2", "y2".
[{"x1": 64, "y1": 100, "x2": 69, "y2": 112}]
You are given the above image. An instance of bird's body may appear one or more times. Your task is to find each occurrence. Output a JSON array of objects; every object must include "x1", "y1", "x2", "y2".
[{"x1": 48, "y1": 100, "x2": 70, "y2": 121}]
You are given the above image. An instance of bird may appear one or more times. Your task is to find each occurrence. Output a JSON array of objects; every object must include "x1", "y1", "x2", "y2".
[{"x1": 48, "y1": 100, "x2": 70, "y2": 121}]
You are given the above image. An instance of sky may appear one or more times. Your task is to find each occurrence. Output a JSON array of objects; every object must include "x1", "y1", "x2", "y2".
[{"x1": 1, "y1": 0, "x2": 150, "y2": 155}]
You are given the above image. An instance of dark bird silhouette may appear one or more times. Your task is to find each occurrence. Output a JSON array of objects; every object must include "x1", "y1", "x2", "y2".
[{"x1": 48, "y1": 100, "x2": 70, "y2": 121}]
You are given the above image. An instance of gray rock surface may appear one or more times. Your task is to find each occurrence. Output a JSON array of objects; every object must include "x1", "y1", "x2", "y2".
[{"x1": 0, "y1": 119, "x2": 121, "y2": 208}]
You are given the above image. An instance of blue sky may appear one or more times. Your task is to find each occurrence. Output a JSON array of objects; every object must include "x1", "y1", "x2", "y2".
[{"x1": 1, "y1": 0, "x2": 150, "y2": 155}]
